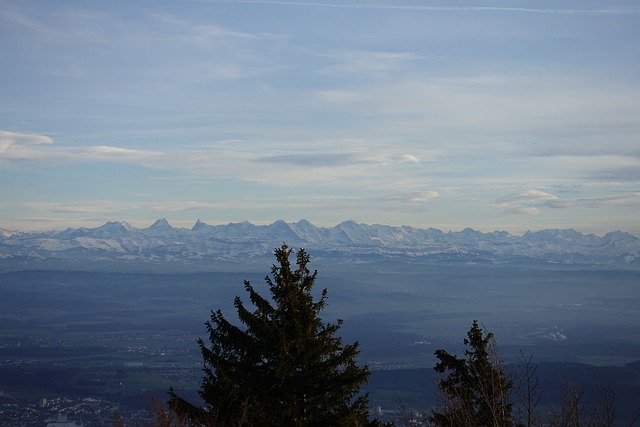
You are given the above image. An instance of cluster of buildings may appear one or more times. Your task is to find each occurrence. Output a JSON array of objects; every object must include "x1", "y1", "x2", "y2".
[{"x1": 0, "y1": 394, "x2": 153, "y2": 426}]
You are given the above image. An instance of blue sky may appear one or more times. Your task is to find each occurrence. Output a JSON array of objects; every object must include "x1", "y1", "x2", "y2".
[{"x1": 1, "y1": 0, "x2": 639, "y2": 234}]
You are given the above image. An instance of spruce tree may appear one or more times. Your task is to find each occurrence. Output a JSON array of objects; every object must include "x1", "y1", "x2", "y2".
[
  {"x1": 168, "y1": 244, "x2": 370, "y2": 426},
  {"x1": 429, "y1": 320, "x2": 513, "y2": 427}
]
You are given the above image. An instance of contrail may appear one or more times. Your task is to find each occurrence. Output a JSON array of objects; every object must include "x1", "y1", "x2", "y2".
[{"x1": 175, "y1": 0, "x2": 640, "y2": 15}]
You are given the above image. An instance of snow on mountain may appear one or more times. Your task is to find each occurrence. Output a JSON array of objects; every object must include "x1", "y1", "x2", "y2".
[
  {"x1": 289, "y1": 219, "x2": 325, "y2": 243},
  {"x1": 93, "y1": 220, "x2": 136, "y2": 237},
  {"x1": 141, "y1": 218, "x2": 184, "y2": 239},
  {"x1": 147, "y1": 218, "x2": 173, "y2": 231},
  {"x1": 0, "y1": 228, "x2": 17, "y2": 238},
  {"x1": 1, "y1": 219, "x2": 639, "y2": 267}
]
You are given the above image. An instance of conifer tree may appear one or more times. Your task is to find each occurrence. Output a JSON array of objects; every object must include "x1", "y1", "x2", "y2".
[
  {"x1": 168, "y1": 244, "x2": 370, "y2": 426},
  {"x1": 429, "y1": 320, "x2": 513, "y2": 427}
]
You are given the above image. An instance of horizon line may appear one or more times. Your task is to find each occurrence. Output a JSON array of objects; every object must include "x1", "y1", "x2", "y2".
[{"x1": 1, "y1": 218, "x2": 636, "y2": 238}]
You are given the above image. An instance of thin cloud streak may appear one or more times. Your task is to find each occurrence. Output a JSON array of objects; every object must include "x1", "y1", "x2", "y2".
[
  {"x1": 495, "y1": 190, "x2": 640, "y2": 218},
  {"x1": 0, "y1": 130, "x2": 164, "y2": 163},
  {"x1": 496, "y1": 190, "x2": 558, "y2": 205},
  {"x1": 379, "y1": 191, "x2": 440, "y2": 203},
  {"x1": 185, "y1": 1, "x2": 640, "y2": 15},
  {"x1": 318, "y1": 51, "x2": 420, "y2": 78},
  {"x1": 546, "y1": 194, "x2": 640, "y2": 209}
]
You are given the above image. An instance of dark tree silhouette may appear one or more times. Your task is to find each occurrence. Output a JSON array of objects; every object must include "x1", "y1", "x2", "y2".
[
  {"x1": 429, "y1": 320, "x2": 514, "y2": 427},
  {"x1": 168, "y1": 244, "x2": 370, "y2": 426}
]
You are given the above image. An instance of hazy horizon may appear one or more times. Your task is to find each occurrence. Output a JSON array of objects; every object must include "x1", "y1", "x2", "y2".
[{"x1": 3, "y1": 217, "x2": 640, "y2": 238}]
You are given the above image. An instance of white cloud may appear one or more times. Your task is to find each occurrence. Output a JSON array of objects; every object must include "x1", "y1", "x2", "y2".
[
  {"x1": 0, "y1": 130, "x2": 54, "y2": 160},
  {"x1": 360, "y1": 153, "x2": 424, "y2": 166},
  {"x1": 152, "y1": 14, "x2": 258, "y2": 48},
  {"x1": 72, "y1": 145, "x2": 163, "y2": 161},
  {"x1": 318, "y1": 51, "x2": 420, "y2": 78},
  {"x1": 541, "y1": 155, "x2": 640, "y2": 182},
  {"x1": 312, "y1": 74, "x2": 640, "y2": 160},
  {"x1": 158, "y1": 140, "x2": 427, "y2": 190},
  {"x1": 257, "y1": 152, "x2": 356, "y2": 167},
  {"x1": 0, "y1": 130, "x2": 163, "y2": 164},
  {"x1": 381, "y1": 191, "x2": 440, "y2": 203},
  {"x1": 546, "y1": 193, "x2": 640, "y2": 209},
  {"x1": 21, "y1": 200, "x2": 225, "y2": 216},
  {"x1": 399, "y1": 154, "x2": 421, "y2": 165},
  {"x1": 316, "y1": 90, "x2": 358, "y2": 103},
  {"x1": 496, "y1": 189, "x2": 558, "y2": 204},
  {"x1": 512, "y1": 206, "x2": 541, "y2": 215},
  {"x1": 0, "y1": 130, "x2": 53, "y2": 149},
  {"x1": 495, "y1": 189, "x2": 557, "y2": 215},
  {"x1": 3, "y1": 1, "x2": 639, "y2": 234},
  {"x1": 22, "y1": 200, "x2": 127, "y2": 215},
  {"x1": 495, "y1": 188, "x2": 640, "y2": 218}
]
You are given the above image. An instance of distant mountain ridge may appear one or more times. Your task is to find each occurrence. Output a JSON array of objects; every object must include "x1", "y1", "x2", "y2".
[{"x1": 1, "y1": 219, "x2": 639, "y2": 268}]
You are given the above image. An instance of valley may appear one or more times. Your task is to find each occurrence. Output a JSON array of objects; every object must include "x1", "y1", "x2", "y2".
[{"x1": 1, "y1": 261, "x2": 639, "y2": 424}]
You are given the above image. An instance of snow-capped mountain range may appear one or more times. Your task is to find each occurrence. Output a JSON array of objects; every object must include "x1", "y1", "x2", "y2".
[{"x1": 1, "y1": 219, "x2": 639, "y2": 268}]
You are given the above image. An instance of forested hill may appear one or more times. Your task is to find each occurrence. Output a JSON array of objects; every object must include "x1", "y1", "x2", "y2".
[{"x1": 1, "y1": 219, "x2": 639, "y2": 269}]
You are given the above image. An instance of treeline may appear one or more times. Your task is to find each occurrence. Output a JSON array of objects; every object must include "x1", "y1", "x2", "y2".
[{"x1": 154, "y1": 244, "x2": 638, "y2": 427}]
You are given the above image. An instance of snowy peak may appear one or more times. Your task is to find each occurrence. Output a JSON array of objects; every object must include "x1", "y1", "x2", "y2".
[
  {"x1": 96, "y1": 220, "x2": 135, "y2": 234},
  {"x1": 142, "y1": 218, "x2": 179, "y2": 237},
  {"x1": 191, "y1": 219, "x2": 207, "y2": 232},
  {"x1": 524, "y1": 228, "x2": 585, "y2": 241},
  {"x1": 604, "y1": 230, "x2": 638, "y2": 242},
  {"x1": 0, "y1": 228, "x2": 17, "y2": 238},
  {"x1": 148, "y1": 218, "x2": 172, "y2": 230},
  {"x1": 1, "y1": 219, "x2": 639, "y2": 267}
]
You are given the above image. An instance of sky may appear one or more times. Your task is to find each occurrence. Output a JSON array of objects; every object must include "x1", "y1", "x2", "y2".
[{"x1": 1, "y1": 0, "x2": 639, "y2": 235}]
